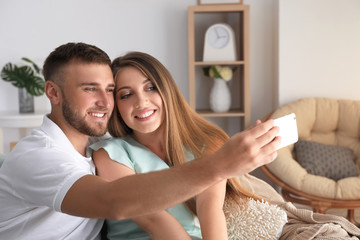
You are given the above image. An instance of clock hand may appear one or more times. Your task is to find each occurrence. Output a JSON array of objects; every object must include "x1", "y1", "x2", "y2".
[{"x1": 215, "y1": 28, "x2": 220, "y2": 38}]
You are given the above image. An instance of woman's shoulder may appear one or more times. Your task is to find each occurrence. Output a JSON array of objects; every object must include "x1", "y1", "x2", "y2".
[{"x1": 89, "y1": 136, "x2": 131, "y2": 151}]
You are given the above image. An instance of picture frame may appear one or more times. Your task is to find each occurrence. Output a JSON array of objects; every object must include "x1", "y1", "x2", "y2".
[{"x1": 198, "y1": 0, "x2": 243, "y2": 4}]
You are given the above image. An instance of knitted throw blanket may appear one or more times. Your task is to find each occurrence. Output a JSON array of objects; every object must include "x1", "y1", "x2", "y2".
[
  {"x1": 229, "y1": 174, "x2": 360, "y2": 240},
  {"x1": 224, "y1": 197, "x2": 287, "y2": 239}
]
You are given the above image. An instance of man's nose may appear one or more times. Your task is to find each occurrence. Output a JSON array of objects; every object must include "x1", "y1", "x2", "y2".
[{"x1": 96, "y1": 90, "x2": 113, "y2": 108}]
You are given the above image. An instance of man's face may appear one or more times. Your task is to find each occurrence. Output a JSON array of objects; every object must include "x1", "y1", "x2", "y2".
[{"x1": 60, "y1": 62, "x2": 115, "y2": 137}]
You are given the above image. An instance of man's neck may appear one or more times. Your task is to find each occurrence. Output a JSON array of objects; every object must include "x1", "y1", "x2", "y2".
[{"x1": 48, "y1": 113, "x2": 89, "y2": 156}]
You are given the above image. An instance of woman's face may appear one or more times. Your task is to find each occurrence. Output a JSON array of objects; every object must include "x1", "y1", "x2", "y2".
[{"x1": 115, "y1": 66, "x2": 164, "y2": 136}]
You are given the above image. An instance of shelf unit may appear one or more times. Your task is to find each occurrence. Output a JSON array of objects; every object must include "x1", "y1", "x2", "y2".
[
  {"x1": 187, "y1": 4, "x2": 250, "y2": 132},
  {"x1": 0, "y1": 111, "x2": 46, "y2": 153}
]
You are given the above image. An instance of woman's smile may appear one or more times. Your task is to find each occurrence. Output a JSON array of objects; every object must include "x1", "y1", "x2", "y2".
[{"x1": 135, "y1": 109, "x2": 156, "y2": 120}]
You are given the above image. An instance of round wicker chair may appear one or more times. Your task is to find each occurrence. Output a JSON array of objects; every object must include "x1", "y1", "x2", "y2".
[{"x1": 261, "y1": 97, "x2": 360, "y2": 226}]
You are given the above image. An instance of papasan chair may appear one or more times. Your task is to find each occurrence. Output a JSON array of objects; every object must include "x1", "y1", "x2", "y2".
[{"x1": 261, "y1": 97, "x2": 360, "y2": 226}]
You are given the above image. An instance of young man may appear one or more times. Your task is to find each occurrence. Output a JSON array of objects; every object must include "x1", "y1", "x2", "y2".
[{"x1": 0, "y1": 42, "x2": 280, "y2": 239}]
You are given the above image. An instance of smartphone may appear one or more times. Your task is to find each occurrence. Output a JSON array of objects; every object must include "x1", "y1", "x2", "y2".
[{"x1": 273, "y1": 113, "x2": 298, "y2": 150}]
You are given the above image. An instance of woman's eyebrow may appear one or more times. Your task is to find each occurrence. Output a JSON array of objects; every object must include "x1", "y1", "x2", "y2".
[
  {"x1": 116, "y1": 86, "x2": 130, "y2": 93},
  {"x1": 143, "y1": 78, "x2": 151, "y2": 84},
  {"x1": 117, "y1": 79, "x2": 151, "y2": 91}
]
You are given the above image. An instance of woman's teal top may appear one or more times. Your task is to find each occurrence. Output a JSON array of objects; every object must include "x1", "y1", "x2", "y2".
[{"x1": 90, "y1": 136, "x2": 202, "y2": 240}]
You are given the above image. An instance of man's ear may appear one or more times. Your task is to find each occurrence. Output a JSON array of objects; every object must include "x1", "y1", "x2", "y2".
[{"x1": 45, "y1": 81, "x2": 61, "y2": 105}]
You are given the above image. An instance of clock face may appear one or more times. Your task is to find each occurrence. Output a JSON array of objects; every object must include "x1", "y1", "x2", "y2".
[{"x1": 206, "y1": 25, "x2": 230, "y2": 49}]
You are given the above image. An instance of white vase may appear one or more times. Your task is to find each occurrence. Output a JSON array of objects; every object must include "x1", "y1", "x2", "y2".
[{"x1": 209, "y1": 78, "x2": 231, "y2": 113}]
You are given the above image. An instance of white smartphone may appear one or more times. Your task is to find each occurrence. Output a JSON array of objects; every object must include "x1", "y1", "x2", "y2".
[{"x1": 273, "y1": 113, "x2": 298, "y2": 150}]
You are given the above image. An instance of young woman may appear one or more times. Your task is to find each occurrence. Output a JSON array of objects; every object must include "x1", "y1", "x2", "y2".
[{"x1": 91, "y1": 52, "x2": 261, "y2": 240}]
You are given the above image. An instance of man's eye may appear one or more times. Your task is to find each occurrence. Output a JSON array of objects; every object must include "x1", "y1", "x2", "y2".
[
  {"x1": 107, "y1": 88, "x2": 115, "y2": 93},
  {"x1": 85, "y1": 87, "x2": 95, "y2": 92}
]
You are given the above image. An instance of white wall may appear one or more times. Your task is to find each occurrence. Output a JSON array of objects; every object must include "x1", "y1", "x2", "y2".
[
  {"x1": 0, "y1": 0, "x2": 196, "y2": 111},
  {"x1": 0, "y1": 0, "x2": 278, "y2": 154},
  {"x1": 4, "y1": 0, "x2": 358, "y2": 185},
  {"x1": 278, "y1": 0, "x2": 360, "y2": 106}
]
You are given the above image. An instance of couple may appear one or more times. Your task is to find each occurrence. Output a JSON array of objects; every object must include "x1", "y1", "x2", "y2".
[
  {"x1": 6, "y1": 42, "x2": 359, "y2": 240},
  {"x1": 0, "y1": 42, "x2": 280, "y2": 239}
]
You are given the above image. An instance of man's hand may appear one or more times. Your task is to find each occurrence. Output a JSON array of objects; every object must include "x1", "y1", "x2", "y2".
[{"x1": 211, "y1": 119, "x2": 280, "y2": 179}]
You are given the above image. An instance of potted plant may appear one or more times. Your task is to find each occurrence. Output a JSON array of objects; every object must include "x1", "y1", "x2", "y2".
[{"x1": 1, "y1": 57, "x2": 45, "y2": 113}]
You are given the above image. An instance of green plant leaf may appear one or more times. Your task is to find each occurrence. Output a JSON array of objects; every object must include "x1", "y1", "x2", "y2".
[
  {"x1": 25, "y1": 75, "x2": 45, "y2": 96},
  {"x1": 1, "y1": 63, "x2": 27, "y2": 88},
  {"x1": 211, "y1": 66, "x2": 222, "y2": 79},
  {"x1": 21, "y1": 57, "x2": 41, "y2": 74},
  {"x1": 203, "y1": 67, "x2": 210, "y2": 77},
  {"x1": 1, "y1": 58, "x2": 45, "y2": 96}
]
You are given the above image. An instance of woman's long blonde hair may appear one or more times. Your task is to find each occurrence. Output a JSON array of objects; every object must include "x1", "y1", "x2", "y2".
[{"x1": 109, "y1": 52, "x2": 259, "y2": 213}]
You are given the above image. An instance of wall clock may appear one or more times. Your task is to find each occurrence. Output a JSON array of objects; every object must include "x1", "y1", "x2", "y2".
[{"x1": 203, "y1": 23, "x2": 237, "y2": 61}]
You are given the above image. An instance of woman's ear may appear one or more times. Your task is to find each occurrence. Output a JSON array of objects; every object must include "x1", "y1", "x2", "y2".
[{"x1": 45, "y1": 81, "x2": 61, "y2": 105}]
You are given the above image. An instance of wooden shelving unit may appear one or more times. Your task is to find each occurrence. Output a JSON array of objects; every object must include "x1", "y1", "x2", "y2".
[{"x1": 187, "y1": 4, "x2": 250, "y2": 132}]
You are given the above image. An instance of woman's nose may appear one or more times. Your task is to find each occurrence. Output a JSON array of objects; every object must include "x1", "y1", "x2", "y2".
[{"x1": 135, "y1": 94, "x2": 149, "y2": 109}]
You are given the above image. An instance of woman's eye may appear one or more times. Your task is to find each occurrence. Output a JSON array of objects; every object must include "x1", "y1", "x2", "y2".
[
  {"x1": 147, "y1": 85, "x2": 157, "y2": 91},
  {"x1": 119, "y1": 93, "x2": 131, "y2": 99}
]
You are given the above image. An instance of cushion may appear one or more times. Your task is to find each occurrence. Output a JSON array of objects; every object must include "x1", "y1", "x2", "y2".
[
  {"x1": 295, "y1": 140, "x2": 358, "y2": 181},
  {"x1": 224, "y1": 197, "x2": 287, "y2": 240}
]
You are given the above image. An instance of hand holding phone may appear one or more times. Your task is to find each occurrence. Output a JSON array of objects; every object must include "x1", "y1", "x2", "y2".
[{"x1": 273, "y1": 113, "x2": 298, "y2": 150}]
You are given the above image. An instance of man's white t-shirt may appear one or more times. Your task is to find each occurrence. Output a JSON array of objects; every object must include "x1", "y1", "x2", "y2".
[{"x1": 0, "y1": 116, "x2": 103, "y2": 239}]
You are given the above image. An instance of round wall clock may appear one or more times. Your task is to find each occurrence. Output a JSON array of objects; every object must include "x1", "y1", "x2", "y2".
[{"x1": 203, "y1": 23, "x2": 237, "y2": 61}]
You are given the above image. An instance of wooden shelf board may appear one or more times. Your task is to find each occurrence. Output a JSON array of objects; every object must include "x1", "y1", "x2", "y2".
[
  {"x1": 195, "y1": 61, "x2": 245, "y2": 66},
  {"x1": 196, "y1": 109, "x2": 245, "y2": 117},
  {"x1": 189, "y1": 4, "x2": 248, "y2": 13}
]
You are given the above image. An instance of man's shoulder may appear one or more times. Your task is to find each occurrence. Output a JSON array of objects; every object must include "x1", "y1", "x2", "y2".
[{"x1": 87, "y1": 133, "x2": 112, "y2": 146}]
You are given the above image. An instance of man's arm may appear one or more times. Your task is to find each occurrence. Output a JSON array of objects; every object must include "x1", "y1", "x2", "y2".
[
  {"x1": 61, "y1": 119, "x2": 280, "y2": 220},
  {"x1": 91, "y1": 148, "x2": 192, "y2": 239}
]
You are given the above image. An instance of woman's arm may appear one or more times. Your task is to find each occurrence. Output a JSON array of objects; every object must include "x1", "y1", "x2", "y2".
[
  {"x1": 93, "y1": 148, "x2": 191, "y2": 240},
  {"x1": 196, "y1": 179, "x2": 228, "y2": 240},
  {"x1": 133, "y1": 211, "x2": 191, "y2": 240}
]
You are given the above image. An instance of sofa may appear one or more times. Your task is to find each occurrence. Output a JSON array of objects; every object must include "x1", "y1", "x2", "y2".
[{"x1": 0, "y1": 153, "x2": 5, "y2": 167}]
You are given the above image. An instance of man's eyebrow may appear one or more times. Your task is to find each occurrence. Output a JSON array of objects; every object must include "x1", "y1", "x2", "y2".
[
  {"x1": 78, "y1": 82, "x2": 115, "y2": 87},
  {"x1": 79, "y1": 82, "x2": 99, "y2": 86}
]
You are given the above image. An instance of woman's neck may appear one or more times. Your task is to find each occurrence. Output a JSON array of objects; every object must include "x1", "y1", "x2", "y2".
[{"x1": 132, "y1": 130, "x2": 167, "y2": 162}]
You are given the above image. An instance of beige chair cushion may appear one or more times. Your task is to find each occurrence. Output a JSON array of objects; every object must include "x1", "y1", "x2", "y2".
[{"x1": 267, "y1": 97, "x2": 360, "y2": 200}]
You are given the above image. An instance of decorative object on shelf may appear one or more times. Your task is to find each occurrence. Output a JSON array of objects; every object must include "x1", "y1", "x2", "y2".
[
  {"x1": 203, "y1": 65, "x2": 234, "y2": 112},
  {"x1": 198, "y1": 0, "x2": 243, "y2": 5},
  {"x1": 210, "y1": 78, "x2": 231, "y2": 113},
  {"x1": 188, "y1": 4, "x2": 250, "y2": 128},
  {"x1": 203, "y1": 23, "x2": 237, "y2": 62},
  {"x1": 1, "y1": 58, "x2": 45, "y2": 113},
  {"x1": 18, "y1": 87, "x2": 34, "y2": 113}
]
